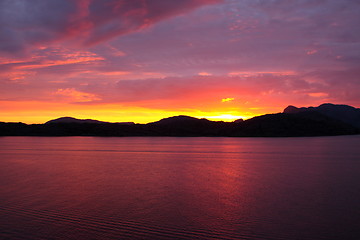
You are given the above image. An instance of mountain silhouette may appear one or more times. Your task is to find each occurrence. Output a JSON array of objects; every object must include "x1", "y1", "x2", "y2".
[
  {"x1": 1, "y1": 103, "x2": 359, "y2": 137},
  {"x1": 45, "y1": 117, "x2": 134, "y2": 125},
  {"x1": 284, "y1": 103, "x2": 360, "y2": 129},
  {"x1": 224, "y1": 111, "x2": 357, "y2": 137},
  {"x1": 150, "y1": 115, "x2": 207, "y2": 125},
  {"x1": 45, "y1": 117, "x2": 109, "y2": 124},
  {"x1": 147, "y1": 115, "x2": 227, "y2": 136}
]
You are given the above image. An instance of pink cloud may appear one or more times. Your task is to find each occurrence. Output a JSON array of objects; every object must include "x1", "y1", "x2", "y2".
[
  {"x1": 54, "y1": 88, "x2": 101, "y2": 102},
  {"x1": 78, "y1": 74, "x2": 312, "y2": 104}
]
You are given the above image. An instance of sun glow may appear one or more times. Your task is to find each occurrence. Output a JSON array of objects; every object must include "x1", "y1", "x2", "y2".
[
  {"x1": 199, "y1": 114, "x2": 246, "y2": 122},
  {"x1": 221, "y1": 98, "x2": 235, "y2": 103},
  {"x1": 0, "y1": 100, "x2": 258, "y2": 124}
]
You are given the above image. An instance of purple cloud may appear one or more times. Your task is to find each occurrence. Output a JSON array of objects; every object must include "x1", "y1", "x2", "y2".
[{"x1": 0, "y1": 0, "x2": 221, "y2": 56}]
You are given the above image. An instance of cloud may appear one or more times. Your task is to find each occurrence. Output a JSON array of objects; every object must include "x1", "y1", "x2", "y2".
[
  {"x1": 0, "y1": 0, "x2": 221, "y2": 56},
  {"x1": 1, "y1": 69, "x2": 360, "y2": 115},
  {"x1": 54, "y1": 88, "x2": 101, "y2": 102},
  {"x1": 96, "y1": 0, "x2": 360, "y2": 78},
  {"x1": 82, "y1": 74, "x2": 313, "y2": 104},
  {"x1": 0, "y1": 0, "x2": 78, "y2": 55},
  {"x1": 307, "y1": 92, "x2": 329, "y2": 98},
  {"x1": 198, "y1": 72, "x2": 212, "y2": 76},
  {"x1": 67, "y1": 66, "x2": 358, "y2": 110},
  {"x1": 222, "y1": 97, "x2": 235, "y2": 102}
]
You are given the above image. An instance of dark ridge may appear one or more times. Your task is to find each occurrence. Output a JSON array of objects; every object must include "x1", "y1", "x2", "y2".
[
  {"x1": 223, "y1": 111, "x2": 358, "y2": 137},
  {"x1": 45, "y1": 117, "x2": 135, "y2": 125},
  {"x1": 284, "y1": 103, "x2": 360, "y2": 128},
  {"x1": 147, "y1": 115, "x2": 227, "y2": 136},
  {"x1": 1, "y1": 103, "x2": 359, "y2": 137},
  {"x1": 45, "y1": 117, "x2": 109, "y2": 124},
  {"x1": 233, "y1": 118, "x2": 244, "y2": 123},
  {"x1": 150, "y1": 115, "x2": 207, "y2": 125}
]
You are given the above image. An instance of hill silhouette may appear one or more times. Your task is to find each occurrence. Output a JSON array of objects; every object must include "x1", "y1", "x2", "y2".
[
  {"x1": 46, "y1": 117, "x2": 109, "y2": 124},
  {"x1": 46, "y1": 117, "x2": 134, "y2": 125},
  {"x1": 1, "y1": 103, "x2": 359, "y2": 137},
  {"x1": 147, "y1": 115, "x2": 228, "y2": 136},
  {"x1": 284, "y1": 103, "x2": 360, "y2": 128}
]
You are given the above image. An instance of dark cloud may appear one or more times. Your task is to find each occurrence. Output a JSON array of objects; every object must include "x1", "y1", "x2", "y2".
[
  {"x1": 0, "y1": 0, "x2": 221, "y2": 56},
  {"x1": 83, "y1": 0, "x2": 221, "y2": 45},
  {"x1": 0, "y1": 0, "x2": 78, "y2": 55}
]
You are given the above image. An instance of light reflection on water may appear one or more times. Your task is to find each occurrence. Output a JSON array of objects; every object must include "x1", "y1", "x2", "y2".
[{"x1": 0, "y1": 136, "x2": 360, "y2": 239}]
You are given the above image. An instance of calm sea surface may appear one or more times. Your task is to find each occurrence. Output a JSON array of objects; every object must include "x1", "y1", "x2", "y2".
[{"x1": 0, "y1": 136, "x2": 360, "y2": 240}]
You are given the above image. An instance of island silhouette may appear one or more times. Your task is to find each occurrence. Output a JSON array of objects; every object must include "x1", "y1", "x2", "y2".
[{"x1": 1, "y1": 103, "x2": 359, "y2": 137}]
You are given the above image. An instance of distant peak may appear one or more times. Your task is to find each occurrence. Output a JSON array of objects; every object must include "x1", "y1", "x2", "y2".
[
  {"x1": 45, "y1": 117, "x2": 108, "y2": 124},
  {"x1": 283, "y1": 105, "x2": 299, "y2": 113},
  {"x1": 54, "y1": 117, "x2": 77, "y2": 121},
  {"x1": 233, "y1": 118, "x2": 244, "y2": 123},
  {"x1": 319, "y1": 103, "x2": 334, "y2": 107},
  {"x1": 151, "y1": 115, "x2": 209, "y2": 125},
  {"x1": 318, "y1": 103, "x2": 356, "y2": 110},
  {"x1": 165, "y1": 115, "x2": 200, "y2": 120}
]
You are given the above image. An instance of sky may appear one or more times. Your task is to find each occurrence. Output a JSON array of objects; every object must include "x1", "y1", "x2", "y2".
[{"x1": 0, "y1": 0, "x2": 359, "y2": 124}]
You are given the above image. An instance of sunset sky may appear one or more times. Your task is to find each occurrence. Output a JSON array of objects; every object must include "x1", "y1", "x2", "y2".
[{"x1": 1, "y1": 0, "x2": 359, "y2": 123}]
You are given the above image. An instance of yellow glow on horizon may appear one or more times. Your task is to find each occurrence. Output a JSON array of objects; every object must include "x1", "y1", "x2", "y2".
[
  {"x1": 0, "y1": 101, "x2": 260, "y2": 124},
  {"x1": 199, "y1": 114, "x2": 247, "y2": 122}
]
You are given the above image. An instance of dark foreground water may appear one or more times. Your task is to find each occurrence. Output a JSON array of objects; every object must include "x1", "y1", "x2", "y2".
[{"x1": 0, "y1": 136, "x2": 360, "y2": 240}]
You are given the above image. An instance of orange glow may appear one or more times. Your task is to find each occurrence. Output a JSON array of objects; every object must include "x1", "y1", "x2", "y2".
[
  {"x1": 198, "y1": 72, "x2": 212, "y2": 76},
  {"x1": 54, "y1": 88, "x2": 102, "y2": 102},
  {"x1": 199, "y1": 114, "x2": 246, "y2": 121},
  {"x1": 308, "y1": 92, "x2": 329, "y2": 97},
  {"x1": 99, "y1": 71, "x2": 131, "y2": 76},
  {"x1": 2, "y1": 71, "x2": 35, "y2": 82},
  {"x1": 0, "y1": 100, "x2": 265, "y2": 124}
]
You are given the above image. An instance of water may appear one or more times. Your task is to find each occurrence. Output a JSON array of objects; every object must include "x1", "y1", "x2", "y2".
[{"x1": 0, "y1": 136, "x2": 359, "y2": 240}]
